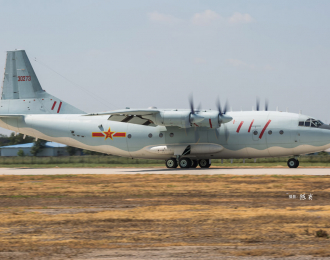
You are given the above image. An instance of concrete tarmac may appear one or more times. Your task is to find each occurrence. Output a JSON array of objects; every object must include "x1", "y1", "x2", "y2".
[{"x1": 0, "y1": 167, "x2": 330, "y2": 175}]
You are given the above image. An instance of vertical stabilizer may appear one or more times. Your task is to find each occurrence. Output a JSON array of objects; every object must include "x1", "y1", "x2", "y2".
[
  {"x1": 2, "y1": 50, "x2": 42, "y2": 100},
  {"x1": 0, "y1": 50, "x2": 85, "y2": 114}
]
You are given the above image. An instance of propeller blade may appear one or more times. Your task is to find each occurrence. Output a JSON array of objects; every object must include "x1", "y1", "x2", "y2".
[
  {"x1": 256, "y1": 97, "x2": 260, "y2": 111},
  {"x1": 265, "y1": 99, "x2": 268, "y2": 111},
  {"x1": 196, "y1": 102, "x2": 202, "y2": 113},
  {"x1": 194, "y1": 126, "x2": 200, "y2": 143},
  {"x1": 189, "y1": 94, "x2": 195, "y2": 114},
  {"x1": 216, "y1": 97, "x2": 222, "y2": 116},
  {"x1": 223, "y1": 100, "x2": 228, "y2": 114},
  {"x1": 224, "y1": 124, "x2": 229, "y2": 142},
  {"x1": 215, "y1": 127, "x2": 220, "y2": 140}
]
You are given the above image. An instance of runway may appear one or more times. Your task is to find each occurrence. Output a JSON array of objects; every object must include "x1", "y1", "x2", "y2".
[{"x1": 0, "y1": 167, "x2": 330, "y2": 175}]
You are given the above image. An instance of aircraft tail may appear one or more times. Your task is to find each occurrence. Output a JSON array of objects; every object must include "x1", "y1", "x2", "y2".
[{"x1": 0, "y1": 50, "x2": 84, "y2": 115}]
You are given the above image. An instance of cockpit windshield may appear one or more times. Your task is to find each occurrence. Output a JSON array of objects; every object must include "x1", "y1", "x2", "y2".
[{"x1": 298, "y1": 118, "x2": 324, "y2": 128}]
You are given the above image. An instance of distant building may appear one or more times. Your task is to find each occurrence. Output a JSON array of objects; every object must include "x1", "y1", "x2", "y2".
[{"x1": 0, "y1": 142, "x2": 70, "y2": 157}]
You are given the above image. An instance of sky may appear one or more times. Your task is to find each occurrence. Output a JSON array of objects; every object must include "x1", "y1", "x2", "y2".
[{"x1": 1, "y1": 0, "x2": 330, "y2": 135}]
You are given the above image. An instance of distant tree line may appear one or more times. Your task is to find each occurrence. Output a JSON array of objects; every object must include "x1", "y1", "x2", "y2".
[{"x1": 0, "y1": 133, "x2": 107, "y2": 156}]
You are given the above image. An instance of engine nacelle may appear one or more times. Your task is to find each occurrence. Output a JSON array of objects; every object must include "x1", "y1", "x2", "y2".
[
  {"x1": 144, "y1": 111, "x2": 204, "y2": 128},
  {"x1": 143, "y1": 110, "x2": 232, "y2": 129}
]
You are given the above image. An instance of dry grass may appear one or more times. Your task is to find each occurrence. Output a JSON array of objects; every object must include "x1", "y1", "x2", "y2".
[{"x1": 0, "y1": 174, "x2": 329, "y2": 259}]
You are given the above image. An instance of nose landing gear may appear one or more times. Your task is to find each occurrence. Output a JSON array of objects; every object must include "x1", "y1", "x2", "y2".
[{"x1": 287, "y1": 158, "x2": 299, "y2": 168}]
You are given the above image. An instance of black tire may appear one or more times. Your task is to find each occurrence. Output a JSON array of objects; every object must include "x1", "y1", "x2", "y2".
[
  {"x1": 199, "y1": 159, "x2": 211, "y2": 168},
  {"x1": 166, "y1": 158, "x2": 178, "y2": 168},
  {"x1": 179, "y1": 158, "x2": 192, "y2": 168},
  {"x1": 287, "y1": 158, "x2": 299, "y2": 168},
  {"x1": 191, "y1": 159, "x2": 198, "y2": 168}
]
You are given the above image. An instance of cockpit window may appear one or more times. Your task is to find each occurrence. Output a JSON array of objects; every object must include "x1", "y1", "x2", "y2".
[{"x1": 298, "y1": 118, "x2": 324, "y2": 128}]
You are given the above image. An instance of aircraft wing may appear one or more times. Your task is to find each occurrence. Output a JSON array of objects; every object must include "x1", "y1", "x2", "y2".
[
  {"x1": 0, "y1": 114, "x2": 24, "y2": 118},
  {"x1": 85, "y1": 109, "x2": 159, "y2": 126},
  {"x1": 85, "y1": 109, "x2": 160, "y2": 116}
]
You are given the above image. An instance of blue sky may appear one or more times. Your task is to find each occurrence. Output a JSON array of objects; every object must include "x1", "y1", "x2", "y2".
[{"x1": 1, "y1": 0, "x2": 330, "y2": 135}]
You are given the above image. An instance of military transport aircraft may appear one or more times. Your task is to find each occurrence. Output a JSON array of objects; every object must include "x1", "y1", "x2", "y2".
[{"x1": 1, "y1": 50, "x2": 329, "y2": 168}]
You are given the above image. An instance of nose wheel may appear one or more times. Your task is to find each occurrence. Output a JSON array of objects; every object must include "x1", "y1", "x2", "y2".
[{"x1": 287, "y1": 158, "x2": 299, "y2": 168}]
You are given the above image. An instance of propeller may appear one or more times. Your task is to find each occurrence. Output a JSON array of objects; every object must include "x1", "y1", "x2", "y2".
[
  {"x1": 256, "y1": 97, "x2": 269, "y2": 111},
  {"x1": 256, "y1": 97, "x2": 260, "y2": 111},
  {"x1": 216, "y1": 97, "x2": 232, "y2": 124},
  {"x1": 189, "y1": 95, "x2": 204, "y2": 124},
  {"x1": 215, "y1": 97, "x2": 233, "y2": 140}
]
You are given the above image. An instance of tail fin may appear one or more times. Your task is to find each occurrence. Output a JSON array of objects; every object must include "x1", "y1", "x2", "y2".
[{"x1": 0, "y1": 50, "x2": 84, "y2": 114}]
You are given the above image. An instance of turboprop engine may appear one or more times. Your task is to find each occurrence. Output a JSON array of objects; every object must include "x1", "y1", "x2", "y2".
[{"x1": 144, "y1": 110, "x2": 232, "y2": 129}]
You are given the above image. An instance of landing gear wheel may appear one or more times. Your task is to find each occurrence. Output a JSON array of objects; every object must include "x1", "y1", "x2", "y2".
[
  {"x1": 190, "y1": 159, "x2": 198, "y2": 168},
  {"x1": 199, "y1": 159, "x2": 211, "y2": 168},
  {"x1": 166, "y1": 158, "x2": 178, "y2": 168},
  {"x1": 287, "y1": 158, "x2": 299, "y2": 168},
  {"x1": 179, "y1": 158, "x2": 192, "y2": 168}
]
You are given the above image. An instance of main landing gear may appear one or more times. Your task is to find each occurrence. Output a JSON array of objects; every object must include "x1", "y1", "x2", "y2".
[
  {"x1": 165, "y1": 158, "x2": 211, "y2": 169},
  {"x1": 287, "y1": 158, "x2": 299, "y2": 168}
]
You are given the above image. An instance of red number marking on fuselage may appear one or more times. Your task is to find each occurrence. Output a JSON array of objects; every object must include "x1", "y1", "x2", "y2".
[
  {"x1": 248, "y1": 119, "x2": 254, "y2": 132},
  {"x1": 259, "y1": 120, "x2": 271, "y2": 139},
  {"x1": 51, "y1": 101, "x2": 57, "y2": 110},
  {"x1": 236, "y1": 121, "x2": 244, "y2": 133},
  {"x1": 57, "y1": 102, "x2": 63, "y2": 113},
  {"x1": 209, "y1": 119, "x2": 213, "y2": 128}
]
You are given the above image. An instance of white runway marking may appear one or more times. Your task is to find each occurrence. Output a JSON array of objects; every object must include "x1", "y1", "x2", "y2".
[{"x1": 0, "y1": 167, "x2": 330, "y2": 175}]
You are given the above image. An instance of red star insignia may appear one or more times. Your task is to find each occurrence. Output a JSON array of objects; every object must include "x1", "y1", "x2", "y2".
[{"x1": 103, "y1": 127, "x2": 115, "y2": 140}]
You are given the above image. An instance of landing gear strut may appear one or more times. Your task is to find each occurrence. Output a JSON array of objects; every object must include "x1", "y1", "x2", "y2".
[{"x1": 287, "y1": 158, "x2": 299, "y2": 168}]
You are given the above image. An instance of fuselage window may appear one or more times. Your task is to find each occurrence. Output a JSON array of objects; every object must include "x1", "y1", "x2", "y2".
[
  {"x1": 253, "y1": 130, "x2": 258, "y2": 135},
  {"x1": 268, "y1": 130, "x2": 272, "y2": 135},
  {"x1": 170, "y1": 133, "x2": 174, "y2": 137},
  {"x1": 127, "y1": 134, "x2": 132, "y2": 139},
  {"x1": 298, "y1": 121, "x2": 304, "y2": 126},
  {"x1": 279, "y1": 130, "x2": 284, "y2": 135},
  {"x1": 159, "y1": 133, "x2": 163, "y2": 138},
  {"x1": 305, "y1": 121, "x2": 310, "y2": 127},
  {"x1": 148, "y1": 133, "x2": 153, "y2": 138}
]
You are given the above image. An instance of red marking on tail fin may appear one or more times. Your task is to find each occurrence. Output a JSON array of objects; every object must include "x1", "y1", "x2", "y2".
[
  {"x1": 209, "y1": 119, "x2": 213, "y2": 128},
  {"x1": 259, "y1": 120, "x2": 271, "y2": 139},
  {"x1": 51, "y1": 101, "x2": 57, "y2": 110},
  {"x1": 236, "y1": 121, "x2": 244, "y2": 133},
  {"x1": 248, "y1": 119, "x2": 254, "y2": 132},
  {"x1": 113, "y1": 132, "x2": 126, "y2": 137},
  {"x1": 57, "y1": 102, "x2": 62, "y2": 113}
]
